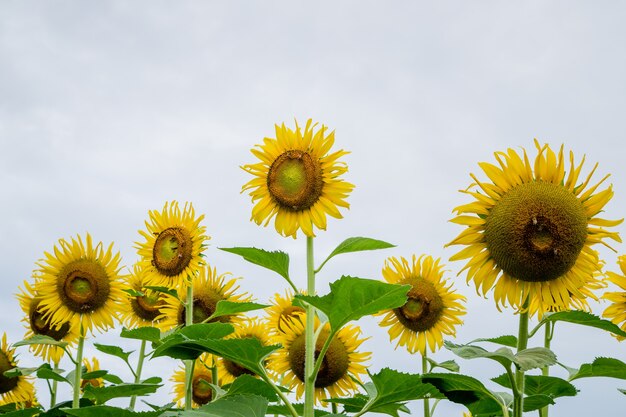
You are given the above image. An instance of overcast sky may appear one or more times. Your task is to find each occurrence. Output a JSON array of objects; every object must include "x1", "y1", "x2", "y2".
[{"x1": 1, "y1": 1, "x2": 626, "y2": 416}]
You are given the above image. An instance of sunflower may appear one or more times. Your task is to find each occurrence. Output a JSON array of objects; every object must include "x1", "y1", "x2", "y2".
[
  {"x1": 34, "y1": 234, "x2": 125, "y2": 335},
  {"x1": 136, "y1": 201, "x2": 209, "y2": 289},
  {"x1": 0, "y1": 333, "x2": 36, "y2": 405},
  {"x1": 602, "y1": 255, "x2": 626, "y2": 340},
  {"x1": 157, "y1": 265, "x2": 250, "y2": 331},
  {"x1": 119, "y1": 264, "x2": 166, "y2": 329},
  {"x1": 269, "y1": 316, "x2": 370, "y2": 403},
  {"x1": 216, "y1": 318, "x2": 273, "y2": 384},
  {"x1": 448, "y1": 141, "x2": 622, "y2": 314},
  {"x1": 16, "y1": 280, "x2": 80, "y2": 364},
  {"x1": 377, "y1": 255, "x2": 466, "y2": 354},
  {"x1": 264, "y1": 290, "x2": 305, "y2": 336},
  {"x1": 172, "y1": 353, "x2": 217, "y2": 408},
  {"x1": 242, "y1": 119, "x2": 354, "y2": 238},
  {"x1": 81, "y1": 357, "x2": 103, "y2": 390}
]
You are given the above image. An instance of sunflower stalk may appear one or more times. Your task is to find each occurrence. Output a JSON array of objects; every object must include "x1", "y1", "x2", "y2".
[
  {"x1": 539, "y1": 322, "x2": 555, "y2": 417},
  {"x1": 261, "y1": 371, "x2": 299, "y2": 417},
  {"x1": 50, "y1": 360, "x2": 60, "y2": 408},
  {"x1": 129, "y1": 339, "x2": 147, "y2": 410},
  {"x1": 422, "y1": 351, "x2": 431, "y2": 417},
  {"x1": 513, "y1": 298, "x2": 530, "y2": 417},
  {"x1": 184, "y1": 277, "x2": 194, "y2": 411},
  {"x1": 72, "y1": 322, "x2": 85, "y2": 409},
  {"x1": 304, "y1": 236, "x2": 316, "y2": 417}
]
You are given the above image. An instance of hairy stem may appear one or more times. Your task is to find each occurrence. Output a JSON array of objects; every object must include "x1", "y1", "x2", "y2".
[
  {"x1": 185, "y1": 278, "x2": 194, "y2": 410},
  {"x1": 539, "y1": 322, "x2": 554, "y2": 417},
  {"x1": 304, "y1": 236, "x2": 316, "y2": 417},
  {"x1": 129, "y1": 339, "x2": 147, "y2": 410},
  {"x1": 513, "y1": 298, "x2": 530, "y2": 417},
  {"x1": 422, "y1": 350, "x2": 430, "y2": 417},
  {"x1": 72, "y1": 322, "x2": 85, "y2": 409}
]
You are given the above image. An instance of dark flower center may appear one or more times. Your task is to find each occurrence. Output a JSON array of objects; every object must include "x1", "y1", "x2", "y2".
[
  {"x1": 57, "y1": 259, "x2": 111, "y2": 313},
  {"x1": 192, "y1": 374, "x2": 213, "y2": 405},
  {"x1": 29, "y1": 298, "x2": 71, "y2": 340},
  {"x1": 0, "y1": 350, "x2": 17, "y2": 394},
  {"x1": 152, "y1": 227, "x2": 193, "y2": 277},
  {"x1": 393, "y1": 277, "x2": 444, "y2": 332},
  {"x1": 289, "y1": 329, "x2": 349, "y2": 388}
]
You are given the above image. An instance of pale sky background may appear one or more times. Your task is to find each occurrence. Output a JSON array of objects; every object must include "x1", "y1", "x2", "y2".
[{"x1": 1, "y1": 1, "x2": 626, "y2": 416}]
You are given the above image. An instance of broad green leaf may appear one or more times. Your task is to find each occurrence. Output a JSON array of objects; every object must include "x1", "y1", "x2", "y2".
[
  {"x1": 208, "y1": 301, "x2": 270, "y2": 321},
  {"x1": 492, "y1": 374, "x2": 577, "y2": 398},
  {"x1": 82, "y1": 383, "x2": 162, "y2": 404},
  {"x1": 12, "y1": 334, "x2": 68, "y2": 348},
  {"x1": 143, "y1": 286, "x2": 179, "y2": 299},
  {"x1": 3, "y1": 367, "x2": 40, "y2": 378},
  {"x1": 538, "y1": 311, "x2": 626, "y2": 338},
  {"x1": 296, "y1": 276, "x2": 410, "y2": 331},
  {"x1": 318, "y1": 237, "x2": 395, "y2": 270},
  {"x1": 63, "y1": 405, "x2": 163, "y2": 417},
  {"x1": 82, "y1": 370, "x2": 109, "y2": 380},
  {"x1": 0, "y1": 409, "x2": 42, "y2": 417},
  {"x1": 152, "y1": 323, "x2": 234, "y2": 360},
  {"x1": 266, "y1": 404, "x2": 328, "y2": 417},
  {"x1": 37, "y1": 366, "x2": 70, "y2": 384},
  {"x1": 514, "y1": 348, "x2": 557, "y2": 372},
  {"x1": 325, "y1": 395, "x2": 410, "y2": 417},
  {"x1": 570, "y1": 357, "x2": 626, "y2": 381},
  {"x1": 427, "y1": 358, "x2": 460, "y2": 373},
  {"x1": 189, "y1": 338, "x2": 280, "y2": 376},
  {"x1": 444, "y1": 341, "x2": 515, "y2": 368},
  {"x1": 180, "y1": 394, "x2": 268, "y2": 417},
  {"x1": 223, "y1": 374, "x2": 278, "y2": 402},
  {"x1": 422, "y1": 373, "x2": 504, "y2": 415},
  {"x1": 522, "y1": 394, "x2": 555, "y2": 412},
  {"x1": 120, "y1": 326, "x2": 161, "y2": 343},
  {"x1": 123, "y1": 288, "x2": 144, "y2": 297},
  {"x1": 220, "y1": 247, "x2": 290, "y2": 281},
  {"x1": 142, "y1": 376, "x2": 163, "y2": 384},
  {"x1": 94, "y1": 343, "x2": 132, "y2": 362},
  {"x1": 38, "y1": 399, "x2": 95, "y2": 416},
  {"x1": 470, "y1": 335, "x2": 518, "y2": 348},
  {"x1": 102, "y1": 373, "x2": 124, "y2": 384}
]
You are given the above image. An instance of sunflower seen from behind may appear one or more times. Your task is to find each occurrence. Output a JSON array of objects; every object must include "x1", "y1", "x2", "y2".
[
  {"x1": 0, "y1": 333, "x2": 36, "y2": 405},
  {"x1": 136, "y1": 201, "x2": 209, "y2": 289},
  {"x1": 602, "y1": 255, "x2": 626, "y2": 340},
  {"x1": 448, "y1": 140, "x2": 622, "y2": 314},
  {"x1": 242, "y1": 119, "x2": 354, "y2": 238},
  {"x1": 377, "y1": 255, "x2": 466, "y2": 354},
  {"x1": 172, "y1": 354, "x2": 217, "y2": 408},
  {"x1": 119, "y1": 264, "x2": 165, "y2": 329},
  {"x1": 34, "y1": 234, "x2": 125, "y2": 335}
]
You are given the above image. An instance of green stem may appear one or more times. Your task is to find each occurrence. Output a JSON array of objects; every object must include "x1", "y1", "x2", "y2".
[
  {"x1": 422, "y1": 351, "x2": 430, "y2": 417},
  {"x1": 539, "y1": 322, "x2": 554, "y2": 417},
  {"x1": 185, "y1": 278, "x2": 194, "y2": 410},
  {"x1": 129, "y1": 339, "x2": 147, "y2": 410},
  {"x1": 513, "y1": 298, "x2": 530, "y2": 417},
  {"x1": 50, "y1": 360, "x2": 59, "y2": 408},
  {"x1": 262, "y1": 373, "x2": 299, "y2": 417},
  {"x1": 332, "y1": 402, "x2": 338, "y2": 414},
  {"x1": 311, "y1": 332, "x2": 334, "y2": 381},
  {"x1": 304, "y1": 236, "x2": 316, "y2": 417},
  {"x1": 72, "y1": 322, "x2": 85, "y2": 409}
]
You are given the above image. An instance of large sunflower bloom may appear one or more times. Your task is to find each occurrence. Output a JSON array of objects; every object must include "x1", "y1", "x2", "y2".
[
  {"x1": 157, "y1": 265, "x2": 250, "y2": 331},
  {"x1": 264, "y1": 290, "x2": 305, "y2": 336},
  {"x1": 216, "y1": 318, "x2": 273, "y2": 385},
  {"x1": 242, "y1": 119, "x2": 354, "y2": 238},
  {"x1": 269, "y1": 317, "x2": 370, "y2": 403},
  {"x1": 0, "y1": 333, "x2": 36, "y2": 405},
  {"x1": 16, "y1": 280, "x2": 80, "y2": 363},
  {"x1": 377, "y1": 255, "x2": 466, "y2": 354},
  {"x1": 119, "y1": 264, "x2": 165, "y2": 329},
  {"x1": 448, "y1": 141, "x2": 622, "y2": 314},
  {"x1": 171, "y1": 353, "x2": 217, "y2": 408},
  {"x1": 34, "y1": 234, "x2": 125, "y2": 335},
  {"x1": 602, "y1": 255, "x2": 626, "y2": 340},
  {"x1": 136, "y1": 201, "x2": 209, "y2": 289}
]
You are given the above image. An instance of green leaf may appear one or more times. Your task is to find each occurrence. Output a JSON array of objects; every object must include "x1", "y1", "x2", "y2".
[
  {"x1": 143, "y1": 286, "x2": 179, "y2": 299},
  {"x1": 82, "y1": 370, "x2": 109, "y2": 380},
  {"x1": 102, "y1": 373, "x2": 124, "y2": 384},
  {"x1": 325, "y1": 394, "x2": 410, "y2": 417},
  {"x1": 120, "y1": 326, "x2": 161, "y2": 343},
  {"x1": 123, "y1": 288, "x2": 145, "y2": 297},
  {"x1": 82, "y1": 383, "x2": 162, "y2": 404},
  {"x1": 94, "y1": 343, "x2": 132, "y2": 362},
  {"x1": 296, "y1": 276, "x2": 410, "y2": 331},
  {"x1": 514, "y1": 347, "x2": 557, "y2": 372},
  {"x1": 422, "y1": 373, "x2": 504, "y2": 415},
  {"x1": 0, "y1": 409, "x2": 42, "y2": 417},
  {"x1": 3, "y1": 367, "x2": 39, "y2": 378},
  {"x1": 427, "y1": 359, "x2": 460, "y2": 373},
  {"x1": 208, "y1": 301, "x2": 270, "y2": 321},
  {"x1": 63, "y1": 405, "x2": 163, "y2": 417},
  {"x1": 223, "y1": 374, "x2": 278, "y2": 402},
  {"x1": 38, "y1": 399, "x2": 95, "y2": 416},
  {"x1": 181, "y1": 394, "x2": 268, "y2": 417},
  {"x1": 190, "y1": 338, "x2": 279, "y2": 376},
  {"x1": 444, "y1": 341, "x2": 515, "y2": 368},
  {"x1": 152, "y1": 323, "x2": 234, "y2": 360},
  {"x1": 12, "y1": 334, "x2": 68, "y2": 348},
  {"x1": 142, "y1": 376, "x2": 163, "y2": 384},
  {"x1": 220, "y1": 247, "x2": 290, "y2": 281},
  {"x1": 538, "y1": 311, "x2": 626, "y2": 338},
  {"x1": 470, "y1": 335, "x2": 518, "y2": 348},
  {"x1": 493, "y1": 374, "x2": 577, "y2": 398},
  {"x1": 570, "y1": 357, "x2": 626, "y2": 381},
  {"x1": 522, "y1": 394, "x2": 555, "y2": 412},
  {"x1": 619, "y1": 388, "x2": 626, "y2": 395},
  {"x1": 318, "y1": 237, "x2": 395, "y2": 270},
  {"x1": 266, "y1": 404, "x2": 328, "y2": 417},
  {"x1": 37, "y1": 365, "x2": 70, "y2": 384}
]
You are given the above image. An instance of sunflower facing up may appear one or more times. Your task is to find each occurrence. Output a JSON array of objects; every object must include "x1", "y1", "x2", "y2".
[
  {"x1": 602, "y1": 255, "x2": 626, "y2": 340},
  {"x1": 119, "y1": 264, "x2": 165, "y2": 329},
  {"x1": 269, "y1": 316, "x2": 370, "y2": 403},
  {"x1": 264, "y1": 290, "x2": 305, "y2": 336},
  {"x1": 448, "y1": 141, "x2": 622, "y2": 314},
  {"x1": 157, "y1": 265, "x2": 250, "y2": 331},
  {"x1": 377, "y1": 255, "x2": 466, "y2": 354},
  {"x1": 0, "y1": 333, "x2": 36, "y2": 406},
  {"x1": 16, "y1": 280, "x2": 80, "y2": 364},
  {"x1": 34, "y1": 234, "x2": 125, "y2": 335},
  {"x1": 136, "y1": 201, "x2": 209, "y2": 289},
  {"x1": 172, "y1": 353, "x2": 217, "y2": 408},
  {"x1": 242, "y1": 119, "x2": 354, "y2": 238}
]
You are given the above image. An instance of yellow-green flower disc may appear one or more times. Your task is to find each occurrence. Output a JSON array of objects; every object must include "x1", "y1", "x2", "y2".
[
  {"x1": 0, "y1": 333, "x2": 36, "y2": 405},
  {"x1": 34, "y1": 234, "x2": 125, "y2": 335},
  {"x1": 448, "y1": 140, "x2": 622, "y2": 314},
  {"x1": 242, "y1": 119, "x2": 354, "y2": 238},
  {"x1": 602, "y1": 255, "x2": 626, "y2": 340},
  {"x1": 377, "y1": 255, "x2": 466, "y2": 354}
]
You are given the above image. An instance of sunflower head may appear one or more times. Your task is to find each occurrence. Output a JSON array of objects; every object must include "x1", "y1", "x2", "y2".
[
  {"x1": 242, "y1": 119, "x2": 354, "y2": 238},
  {"x1": 448, "y1": 141, "x2": 622, "y2": 314},
  {"x1": 34, "y1": 234, "x2": 124, "y2": 335},
  {"x1": 172, "y1": 354, "x2": 217, "y2": 408},
  {"x1": 264, "y1": 291, "x2": 305, "y2": 336},
  {"x1": 136, "y1": 201, "x2": 209, "y2": 289},
  {"x1": 602, "y1": 255, "x2": 626, "y2": 340},
  {"x1": 81, "y1": 357, "x2": 103, "y2": 390},
  {"x1": 0, "y1": 334, "x2": 35, "y2": 405},
  {"x1": 119, "y1": 264, "x2": 166, "y2": 328},
  {"x1": 377, "y1": 255, "x2": 466, "y2": 354},
  {"x1": 269, "y1": 317, "x2": 370, "y2": 403}
]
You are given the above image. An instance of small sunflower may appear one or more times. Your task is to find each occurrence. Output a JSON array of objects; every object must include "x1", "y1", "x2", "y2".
[
  {"x1": 0, "y1": 333, "x2": 36, "y2": 405},
  {"x1": 16, "y1": 280, "x2": 80, "y2": 364},
  {"x1": 269, "y1": 317, "x2": 370, "y2": 403},
  {"x1": 602, "y1": 255, "x2": 626, "y2": 340},
  {"x1": 172, "y1": 353, "x2": 217, "y2": 408},
  {"x1": 157, "y1": 265, "x2": 250, "y2": 331},
  {"x1": 216, "y1": 319, "x2": 272, "y2": 384},
  {"x1": 377, "y1": 255, "x2": 466, "y2": 354},
  {"x1": 136, "y1": 201, "x2": 209, "y2": 288},
  {"x1": 34, "y1": 234, "x2": 125, "y2": 335},
  {"x1": 242, "y1": 119, "x2": 354, "y2": 238},
  {"x1": 448, "y1": 141, "x2": 622, "y2": 314},
  {"x1": 119, "y1": 264, "x2": 165, "y2": 329},
  {"x1": 81, "y1": 357, "x2": 103, "y2": 390},
  {"x1": 264, "y1": 290, "x2": 305, "y2": 336}
]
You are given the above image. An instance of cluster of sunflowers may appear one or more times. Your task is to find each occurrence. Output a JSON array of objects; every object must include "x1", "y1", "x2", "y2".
[{"x1": 1, "y1": 119, "x2": 626, "y2": 417}]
